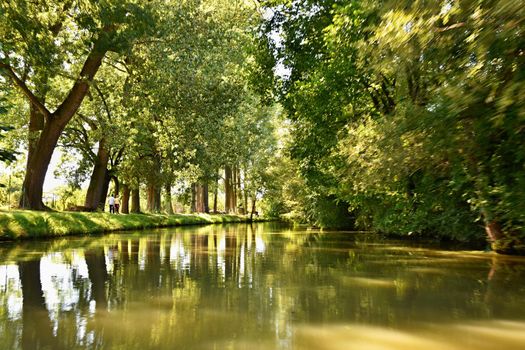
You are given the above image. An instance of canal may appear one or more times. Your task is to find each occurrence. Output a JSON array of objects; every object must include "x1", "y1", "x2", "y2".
[{"x1": 0, "y1": 223, "x2": 524, "y2": 349}]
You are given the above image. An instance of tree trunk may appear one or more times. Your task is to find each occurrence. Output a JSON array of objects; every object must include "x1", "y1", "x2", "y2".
[
  {"x1": 237, "y1": 167, "x2": 242, "y2": 212},
  {"x1": 20, "y1": 119, "x2": 64, "y2": 210},
  {"x1": 154, "y1": 186, "x2": 161, "y2": 213},
  {"x1": 191, "y1": 183, "x2": 197, "y2": 213},
  {"x1": 485, "y1": 221, "x2": 503, "y2": 243},
  {"x1": 203, "y1": 182, "x2": 209, "y2": 213},
  {"x1": 131, "y1": 187, "x2": 140, "y2": 213},
  {"x1": 112, "y1": 176, "x2": 120, "y2": 196},
  {"x1": 232, "y1": 165, "x2": 236, "y2": 207},
  {"x1": 232, "y1": 165, "x2": 238, "y2": 212},
  {"x1": 121, "y1": 184, "x2": 130, "y2": 214},
  {"x1": 213, "y1": 175, "x2": 218, "y2": 213},
  {"x1": 147, "y1": 184, "x2": 161, "y2": 213},
  {"x1": 17, "y1": 48, "x2": 106, "y2": 210},
  {"x1": 164, "y1": 182, "x2": 173, "y2": 214},
  {"x1": 225, "y1": 165, "x2": 233, "y2": 213},
  {"x1": 243, "y1": 186, "x2": 248, "y2": 216},
  {"x1": 84, "y1": 138, "x2": 110, "y2": 210},
  {"x1": 481, "y1": 208, "x2": 506, "y2": 252},
  {"x1": 20, "y1": 104, "x2": 44, "y2": 209},
  {"x1": 195, "y1": 184, "x2": 202, "y2": 212},
  {"x1": 193, "y1": 182, "x2": 209, "y2": 213},
  {"x1": 250, "y1": 192, "x2": 257, "y2": 221}
]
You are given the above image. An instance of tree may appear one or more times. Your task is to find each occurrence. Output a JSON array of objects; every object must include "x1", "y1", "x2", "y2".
[
  {"x1": 58, "y1": 61, "x2": 129, "y2": 210},
  {"x1": 116, "y1": 0, "x2": 260, "y2": 214},
  {"x1": 257, "y1": 0, "x2": 364, "y2": 227},
  {"x1": 0, "y1": 0, "x2": 156, "y2": 210},
  {"x1": 259, "y1": 0, "x2": 525, "y2": 250}
]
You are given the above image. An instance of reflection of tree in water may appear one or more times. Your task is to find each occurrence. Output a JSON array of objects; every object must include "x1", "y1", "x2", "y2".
[
  {"x1": 84, "y1": 247, "x2": 109, "y2": 350},
  {"x1": 18, "y1": 258, "x2": 59, "y2": 350},
  {"x1": 2, "y1": 225, "x2": 525, "y2": 349},
  {"x1": 85, "y1": 247, "x2": 108, "y2": 310},
  {"x1": 484, "y1": 256, "x2": 525, "y2": 318}
]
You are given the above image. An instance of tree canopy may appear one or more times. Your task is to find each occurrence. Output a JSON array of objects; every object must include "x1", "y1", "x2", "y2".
[
  {"x1": 1, "y1": 0, "x2": 524, "y2": 253},
  {"x1": 257, "y1": 0, "x2": 525, "y2": 253}
]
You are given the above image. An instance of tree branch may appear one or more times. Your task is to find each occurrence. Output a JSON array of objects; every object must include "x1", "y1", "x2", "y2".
[
  {"x1": 93, "y1": 83, "x2": 113, "y2": 121},
  {"x1": 77, "y1": 113, "x2": 99, "y2": 131},
  {"x1": 103, "y1": 58, "x2": 129, "y2": 73},
  {"x1": 437, "y1": 22, "x2": 465, "y2": 32},
  {"x1": 74, "y1": 126, "x2": 96, "y2": 161},
  {"x1": 53, "y1": 29, "x2": 111, "y2": 125},
  {"x1": 0, "y1": 62, "x2": 51, "y2": 118},
  {"x1": 115, "y1": 146, "x2": 125, "y2": 165}
]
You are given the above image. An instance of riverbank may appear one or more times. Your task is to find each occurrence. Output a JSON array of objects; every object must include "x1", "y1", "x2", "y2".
[{"x1": 0, "y1": 210, "x2": 264, "y2": 240}]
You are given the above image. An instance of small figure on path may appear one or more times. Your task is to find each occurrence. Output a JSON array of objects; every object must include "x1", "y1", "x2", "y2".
[
  {"x1": 109, "y1": 194, "x2": 115, "y2": 213},
  {"x1": 114, "y1": 195, "x2": 120, "y2": 214}
]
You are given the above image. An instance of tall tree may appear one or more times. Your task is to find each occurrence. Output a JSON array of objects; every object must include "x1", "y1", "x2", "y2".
[{"x1": 0, "y1": 0, "x2": 156, "y2": 209}]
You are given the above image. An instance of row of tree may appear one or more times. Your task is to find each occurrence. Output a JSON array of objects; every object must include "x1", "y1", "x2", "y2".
[
  {"x1": 2, "y1": 0, "x2": 524, "y2": 253},
  {"x1": 257, "y1": 0, "x2": 525, "y2": 253},
  {"x1": 0, "y1": 0, "x2": 278, "y2": 215}
]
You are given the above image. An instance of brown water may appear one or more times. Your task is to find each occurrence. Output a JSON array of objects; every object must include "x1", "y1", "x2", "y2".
[{"x1": 0, "y1": 223, "x2": 524, "y2": 350}]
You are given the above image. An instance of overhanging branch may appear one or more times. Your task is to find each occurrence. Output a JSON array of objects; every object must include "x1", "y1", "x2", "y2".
[
  {"x1": 93, "y1": 83, "x2": 113, "y2": 121},
  {"x1": 0, "y1": 62, "x2": 51, "y2": 118}
]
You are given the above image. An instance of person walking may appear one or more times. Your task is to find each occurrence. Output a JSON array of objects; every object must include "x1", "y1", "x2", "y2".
[
  {"x1": 109, "y1": 194, "x2": 115, "y2": 213},
  {"x1": 114, "y1": 194, "x2": 120, "y2": 214}
]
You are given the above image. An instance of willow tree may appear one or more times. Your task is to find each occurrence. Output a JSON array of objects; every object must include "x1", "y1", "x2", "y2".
[{"x1": 0, "y1": 0, "x2": 156, "y2": 210}]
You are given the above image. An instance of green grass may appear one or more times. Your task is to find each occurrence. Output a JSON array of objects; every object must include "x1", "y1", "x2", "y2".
[{"x1": 0, "y1": 210, "x2": 263, "y2": 240}]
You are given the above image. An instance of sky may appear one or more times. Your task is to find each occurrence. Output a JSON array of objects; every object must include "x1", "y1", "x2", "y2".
[{"x1": 44, "y1": 149, "x2": 67, "y2": 192}]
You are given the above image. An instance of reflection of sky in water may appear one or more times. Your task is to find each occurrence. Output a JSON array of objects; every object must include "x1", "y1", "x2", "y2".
[
  {"x1": 0, "y1": 225, "x2": 524, "y2": 350},
  {"x1": 41, "y1": 252, "x2": 89, "y2": 335},
  {"x1": 218, "y1": 236, "x2": 226, "y2": 252},
  {"x1": 169, "y1": 235, "x2": 191, "y2": 270},
  {"x1": 104, "y1": 246, "x2": 115, "y2": 274},
  {"x1": 139, "y1": 238, "x2": 147, "y2": 270},
  {"x1": 217, "y1": 235, "x2": 226, "y2": 282},
  {"x1": 0, "y1": 253, "x2": 91, "y2": 322},
  {"x1": 0, "y1": 264, "x2": 22, "y2": 319},
  {"x1": 41, "y1": 252, "x2": 88, "y2": 310},
  {"x1": 239, "y1": 245, "x2": 245, "y2": 286},
  {"x1": 255, "y1": 236, "x2": 266, "y2": 253}
]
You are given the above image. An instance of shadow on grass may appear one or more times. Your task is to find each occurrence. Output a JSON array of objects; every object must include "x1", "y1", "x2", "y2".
[
  {"x1": 9, "y1": 212, "x2": 49, "y2": 238},
  {"x1": 0, "y1": 210, "x2": 262, "y2": 241}
]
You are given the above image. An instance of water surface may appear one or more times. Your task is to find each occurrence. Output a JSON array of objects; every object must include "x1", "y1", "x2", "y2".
[{"x1": 0, "y1": 223, "x2": 524, "y2": 349}]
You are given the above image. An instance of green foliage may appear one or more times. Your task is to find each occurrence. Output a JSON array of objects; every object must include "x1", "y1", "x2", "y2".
[
  {"x1": 2, "y1": 0, "x2": 273, "y2": 214},
  {"x1": 47, "y1": 185, "x2": 85, "y2": 211},
  {"x1": 6, "y1": 0, "x2": 522, "y2": 253},
  {"x1": 307, "y1": 194, "x2": 354, "y2": 229},
  {"x1": 0, "y1": 95, "x2": 17, "y2": 164},
  {"x1": 0, "y1": 125, "x2": 16, "y2": 164},
  {"x1": 113, "y1": 0, "x2": 265, "y2": 196},
  {"x1": 259, "y1": 0, "x2": 525, "y2": 249}
]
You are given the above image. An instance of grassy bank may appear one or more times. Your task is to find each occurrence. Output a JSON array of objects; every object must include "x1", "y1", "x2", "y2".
[{"x1": 0, "y1": 210, "x2": 263, "y2": 240}]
